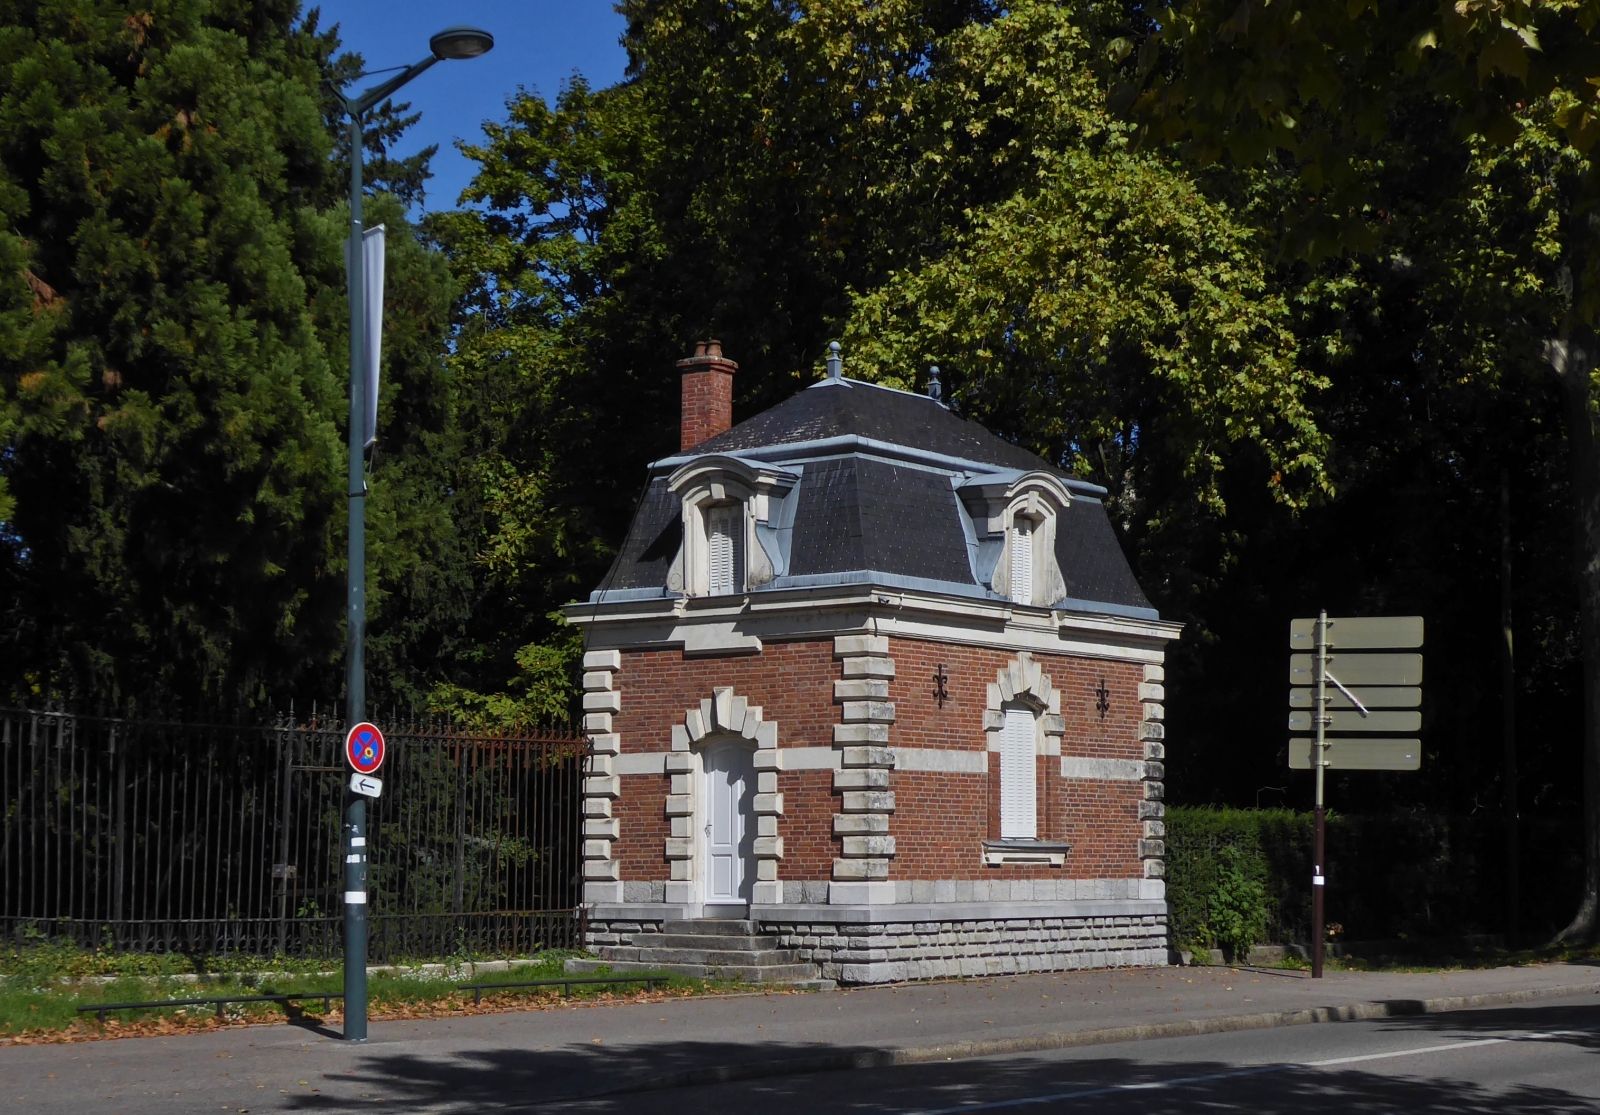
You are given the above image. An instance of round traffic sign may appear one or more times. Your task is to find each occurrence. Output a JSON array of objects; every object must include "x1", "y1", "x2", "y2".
[{"x1": 345, "y1": 722, "x2": 386, "y2": 775}]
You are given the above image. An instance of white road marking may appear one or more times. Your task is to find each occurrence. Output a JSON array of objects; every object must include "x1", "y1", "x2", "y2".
[{"x1": 908, "y1": 1026, "x2": 1599, "y2": 1113}]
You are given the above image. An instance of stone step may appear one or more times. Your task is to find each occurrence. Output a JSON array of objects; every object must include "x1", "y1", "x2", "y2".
[
  {"x1": 565, "y1": 957, "x2": 821, "y2": 983},
  {"x1": 643, "y1": 933, "x2": 783, "y2": 951},
  {"x1": 597, "y1": 945, "x2": 801, "y2": 966},
  {"x1": 661, "y1": 919, "x2": 758, "y2": 936}
]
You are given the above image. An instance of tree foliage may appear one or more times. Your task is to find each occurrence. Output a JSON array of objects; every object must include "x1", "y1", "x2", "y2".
[
  {"x1": 838, "y1": 6, "x2": 1324, "y2": 518},
  {"x1": 1124, "y1": 0, "x2": 1600, "y2": 942},
  {"x1": 430, "y1": 0, "x2": 1328, "y2": 682},
  {"x1": 3, "y1": 0, "x2": 1595, "y2": 945},
  {"x1": 0, "y1": 1, "x2": 466, "y2": 712}
]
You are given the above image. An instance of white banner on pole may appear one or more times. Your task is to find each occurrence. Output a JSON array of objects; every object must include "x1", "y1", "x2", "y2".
[{"x1": 344, "y1": 224, "x2": 386, "y2": 447}]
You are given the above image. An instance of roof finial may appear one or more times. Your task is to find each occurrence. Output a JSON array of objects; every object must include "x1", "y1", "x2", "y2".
[
  {"x1": 928, "y1": 365, "x2": 942, "y2": 403},
  {"x1": 826, "y1": 340, "x2": 842, "y2": 382}
]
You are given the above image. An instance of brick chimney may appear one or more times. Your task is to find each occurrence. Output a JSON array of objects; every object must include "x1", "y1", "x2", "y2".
[{"x1": 677, "y1": 339, "x2": 738, "y2": 451}]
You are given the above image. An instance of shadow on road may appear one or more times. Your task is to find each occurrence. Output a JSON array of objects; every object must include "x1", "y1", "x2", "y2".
[
  {"x1": 1352, "y1": 998, "x2": 1600, "y2": 1050},
  {"x1": 280, "y1": 1000, "x2": 1600, "y2": 1113}
]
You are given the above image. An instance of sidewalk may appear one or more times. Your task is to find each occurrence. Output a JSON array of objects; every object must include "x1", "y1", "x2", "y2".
[{"x1": 4, "y1": 962, "x2": 1598, "y2": 1113}]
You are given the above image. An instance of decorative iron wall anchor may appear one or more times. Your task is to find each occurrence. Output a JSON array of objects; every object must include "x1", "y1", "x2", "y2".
[
  {"x1": 934, "y1": 664, "x2": 950, "y2": 709},
  {"x1": 1094, "y1": 677, "x2": 1111, "y2": 720}
]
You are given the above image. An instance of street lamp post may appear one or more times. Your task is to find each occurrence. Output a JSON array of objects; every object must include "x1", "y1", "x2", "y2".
[{"x1": 341, "y1": 25, "x2": 493, "y2": 1043}]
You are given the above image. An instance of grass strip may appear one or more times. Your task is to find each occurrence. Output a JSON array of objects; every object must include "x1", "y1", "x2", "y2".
[{"x1": 0, "y1": 957, "x2": 745, "y2": 1043}]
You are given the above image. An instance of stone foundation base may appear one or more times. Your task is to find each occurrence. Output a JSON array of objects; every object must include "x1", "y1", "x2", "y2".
[
  {"x1": 766, "y1": 914, "x2": 1166, "y2": 983},
  {"x1": 584, "y1": 916, "x2": 668, "y2": 949},
  {"x1": 582, "y1": 898, "x2": 1168, "y2": 984}
]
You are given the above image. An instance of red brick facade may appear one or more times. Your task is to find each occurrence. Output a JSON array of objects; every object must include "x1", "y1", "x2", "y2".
[
  {"x1": 606, "y1": 635, "x2": 1148, "y2": 887},
  {"x1": 573, "y1": 352, "x2": 1173, "y2": 982}
]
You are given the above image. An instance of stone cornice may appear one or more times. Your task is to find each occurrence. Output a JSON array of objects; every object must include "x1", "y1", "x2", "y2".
[{"x1": 564, "y1": 582, "x2": 1182, "y2": 662}]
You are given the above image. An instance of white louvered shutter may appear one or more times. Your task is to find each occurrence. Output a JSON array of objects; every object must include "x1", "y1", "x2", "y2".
[
  {"x1": 1009, "y1": 517, "x2": 1033, "y2": 605},
  {"x1": 999, "y1": 707, "x2": 1037, "y2": 840},
  {"x1": 707, "y1": 505, "x2": 742, "y2": 595}
]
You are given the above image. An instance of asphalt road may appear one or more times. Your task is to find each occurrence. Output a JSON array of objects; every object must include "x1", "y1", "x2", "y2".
[
  {"x1": 4, "y1": 968, "x2": 1596, "y2": 1113},
  {"x1": 549, "y1": 994, "x2": 1600, "y2": 1114}
]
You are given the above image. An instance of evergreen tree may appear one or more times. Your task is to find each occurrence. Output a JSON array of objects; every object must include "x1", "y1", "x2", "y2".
[{"x1": 0, "y1": 1, "x2": 467, "y2": 712}]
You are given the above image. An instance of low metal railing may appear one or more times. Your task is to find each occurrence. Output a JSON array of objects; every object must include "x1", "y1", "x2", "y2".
[
  {"x1": 456, "y1": 975, "x2": 665, "y2": 1006},
  {"x1": 78, "y1": 991, "x2": 343, "y2": 1024}
]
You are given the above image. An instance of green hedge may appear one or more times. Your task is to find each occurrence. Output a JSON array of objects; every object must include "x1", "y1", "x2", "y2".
[{"x1": 1165, "y1": 807, "x2": 1582, "y2": 953}]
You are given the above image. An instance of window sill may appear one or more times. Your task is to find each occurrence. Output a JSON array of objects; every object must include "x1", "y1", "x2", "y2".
[{"x1": 982, "y1": 840, "x2": 1071, "y2": 867}]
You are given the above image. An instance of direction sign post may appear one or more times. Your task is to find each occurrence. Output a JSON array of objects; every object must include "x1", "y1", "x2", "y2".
[
  {"x1": 1312, "y1": 612, "x2": 1328, "y2": 980},
  {"x1": 1288, "y1": 613, "x2": 1425, "y2": 980}
]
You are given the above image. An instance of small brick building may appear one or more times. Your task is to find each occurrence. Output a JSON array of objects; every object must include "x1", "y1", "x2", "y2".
[{"x1": 567, "y1": 343, "x2": 1180, "y2": 983}]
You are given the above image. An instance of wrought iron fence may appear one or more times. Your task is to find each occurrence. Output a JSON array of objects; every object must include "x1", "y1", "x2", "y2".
[{"x1": 0, "y1": 707, "x2": 585, "y2": 961}]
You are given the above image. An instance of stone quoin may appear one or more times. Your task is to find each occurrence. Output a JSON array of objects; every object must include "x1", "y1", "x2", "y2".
[{"x1": 565, "y1": 342, "x2": 1181, "y2": 985}]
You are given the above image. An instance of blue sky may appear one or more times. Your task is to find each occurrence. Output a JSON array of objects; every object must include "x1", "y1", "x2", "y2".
[{"x1": 312, "y1": 1, "x2": 630, "y2": 211}]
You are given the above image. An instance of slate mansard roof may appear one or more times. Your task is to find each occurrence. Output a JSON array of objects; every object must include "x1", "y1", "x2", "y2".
[{"x1": 592, "y1": 377, "x2": 1157, "y2": 619}]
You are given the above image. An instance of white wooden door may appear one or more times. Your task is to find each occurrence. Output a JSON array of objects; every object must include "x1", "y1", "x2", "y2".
[{"x1": 702, "y1": 742, "x2": 754, "y2": 903}]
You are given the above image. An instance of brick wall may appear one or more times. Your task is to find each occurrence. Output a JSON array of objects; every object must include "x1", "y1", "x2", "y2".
[
  {"x1": 614, "y1": 641, "x2": 837, "y2": 753},
  {"x1": 606, "y1": 635, "x2": 1150, "y2": 890},
  {"x1": 614, "y1": 776, "x2": 670, "y2": 880},
  {"x1": 677, "y1": 352, "x2": 736, "y2": 450},
  {"x1": 886, "y1": 638, "x2": 1145, "y2": 881},
  {"x1": 613, "y1": 641, "x2": 838, "y2": 884}
]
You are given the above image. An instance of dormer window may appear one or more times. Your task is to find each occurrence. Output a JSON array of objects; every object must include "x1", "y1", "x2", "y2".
[
  {"x1": 1009, "y1": 516, "x2": 1034, "y2": 605},
  {"x1": 706, "y1": 503, "x2": 745, "y2": 595},
  {"x1": 666, "y1": 455, "x2": 798, "y2": 599},
  {"x1": 958, "y1": 471, "x2": 1074, "y2": 609}
]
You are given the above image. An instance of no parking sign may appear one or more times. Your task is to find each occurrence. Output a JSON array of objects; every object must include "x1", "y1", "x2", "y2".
[{"x1": 345, "y1": 721, "x2": 386, "y2": 775}]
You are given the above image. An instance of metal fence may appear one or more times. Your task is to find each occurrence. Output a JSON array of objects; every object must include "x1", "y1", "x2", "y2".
[{"x1": 0, "y1": 707, "x2": 586, "y2": 961}]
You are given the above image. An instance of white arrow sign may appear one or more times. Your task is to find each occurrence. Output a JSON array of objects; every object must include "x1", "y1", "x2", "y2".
[
  {"x1": 1290, "y1": 616, "x2": 1424, "y2": 650},
  {"x1": 1288, "y1": 709, "x2": 1422, "y2": 733},
  {"x1": 1290, "y1": 652, "x2": 1423, "y2": 686},
  {"x1": 349, "y1": 773, "x2": 383, "y2": 799},
  {"x1": 1289, "y1": 738, "x2": 1421, "y2": 771}
]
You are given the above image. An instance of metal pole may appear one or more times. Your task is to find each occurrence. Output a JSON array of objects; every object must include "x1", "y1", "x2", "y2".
[
  {"x1": 332, "y1": 33, "x2": 487, "y2": 1038},
  {"x1": 1312, "y1": 608, "x2": 1328, "y2": 979},
  {"x1": 343, "y1": 106, "x2": 370, "y2": 1043},
  {"x1": 111, "y1": 724, "x2": 125, "y2": 946},
  {"x1": 1501, "y1": 470, "x2": 1520, "y2": 937},
  {"x1": 276, "y1": 725, "x2": 295, "y2": 957}
]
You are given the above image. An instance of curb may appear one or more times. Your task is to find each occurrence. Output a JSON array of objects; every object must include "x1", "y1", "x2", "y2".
[{"x1": 565, "y1": 980, "x2": 1600, "y2": 1102}]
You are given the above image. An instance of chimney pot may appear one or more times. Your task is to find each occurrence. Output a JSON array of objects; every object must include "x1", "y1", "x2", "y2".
[{"x1": 676, "y1": 340, "x2": 738, "y2": 451}]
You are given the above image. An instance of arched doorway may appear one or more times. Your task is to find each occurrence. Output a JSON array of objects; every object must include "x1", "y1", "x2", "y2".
[{"x1": 700, "y1": 738, "x2": 756, "y2": 909}]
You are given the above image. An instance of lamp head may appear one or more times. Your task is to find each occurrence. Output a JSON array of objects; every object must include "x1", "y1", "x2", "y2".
[{"x1": 430, "y1": 25, "x2": 494, "y2": 60}]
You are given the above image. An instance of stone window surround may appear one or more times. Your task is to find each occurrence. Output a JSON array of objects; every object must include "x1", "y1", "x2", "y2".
[
  {"x1": 665, "y1": 455, "x2": 796, "y2": 596},
  {"x1": 983, "y1": 651, "x2": 1067, "y2": 866}
]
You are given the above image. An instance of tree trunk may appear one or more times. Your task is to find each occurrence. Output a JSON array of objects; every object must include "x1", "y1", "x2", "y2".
[{"x1": 1544, "y1": 331, "x2": 1600, "y2": 944}]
